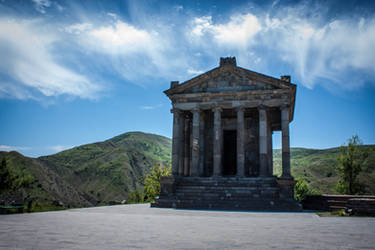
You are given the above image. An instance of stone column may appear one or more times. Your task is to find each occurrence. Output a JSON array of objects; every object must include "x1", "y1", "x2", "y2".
[
  {"x1": 281, "y1": 106, "x2": 291, "y2": 178},
  {"x1": 189, "y1": 120, "x2": 193, "y2": 176},
  {"x1": 267, "y1": 123, "x2": 273, "y2": 176},
  {"x1": 178, "y1": 113, "x2": 185, "y2": 176},
  {"x1": 199, "y1": 112, "x2": 205, "y2": 176},
  {"x1": 191, "y1": 108, "x2": 200, "y2": 176},
  {"x1": 171, "y1": 108, "x2": 181, "y2": 176},
  {"x1": 258, "y1": 106, "x2": 268, "y2": 177},
  {"x1": 184, "y1": 116, "x2": 190, "y2": 176},
  {"x1": 213, "y1": 106, "x2": 222, "y2": 176},
  {"x1": 236, "y1": 106, "x2": 245, "y2": 177}
]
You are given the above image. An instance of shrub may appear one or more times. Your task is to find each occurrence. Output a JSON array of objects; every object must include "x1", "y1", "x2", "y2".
[
  {"x1": 143, "y1": 164, "x2": 171, "y2": 202},
  {"x1": 294, "y1": 179, "x2": 316, "y2": 202},
  {"x1": 127, "y1": 189, "x2": 144, "y2": 204}
]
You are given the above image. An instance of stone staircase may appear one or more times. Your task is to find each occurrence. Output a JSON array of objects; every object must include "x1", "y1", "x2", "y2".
[{"x1": 152, "y1": 177, "x2": 302, "y2": 211}]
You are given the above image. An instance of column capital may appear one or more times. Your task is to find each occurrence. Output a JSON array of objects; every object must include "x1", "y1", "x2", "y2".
[
  {"x1": 236, "y1": 105, "x2": 245, "y2": 112},
  {"x1": 192, "y1": 107, "x2": 201, "y2": 113},
  {"x1": 257, "y1": 104, "x2": 269, "y2": 111},
  {"x1": 281, "y1": 105, "x2": 290, "y2": 121},
  {"x1": 280, "y1": 104, "x2": 290, "y2": 110},
  {"x1": 212, "y1": 105, "x2": 222, "y2": 113}
]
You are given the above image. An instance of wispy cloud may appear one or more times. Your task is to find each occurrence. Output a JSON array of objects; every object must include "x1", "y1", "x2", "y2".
[
  {"x1": 67, "y1": 17, "x2": 191, "y2": 84},
  {"x1": 187, "y1": 5, "x2": 375, "y2": 89},
  {"x1": 139, "y1": 104, "x2": 163, "y2": 110},
  {"x1": 32, "y1": 0, "x2": 51, "y2": 14},
  {"x1": 191, "y1": 14, "x2": 261, "y2": 47},
  {"x1": 0, "y1": 18, "x2": 101, "y2": 100},
  {"x1": 47, "y1": 145, "x2": 73, "y2": 153},
  {"x1": 1, "y1": 1, "x2": 374, "y2": 102},
  {"x1": 187, "y1": 68, "x2": 204, "y2": 75},
  {"x1": 0, "y1": 145, "x2": 31, "y2": 152}
]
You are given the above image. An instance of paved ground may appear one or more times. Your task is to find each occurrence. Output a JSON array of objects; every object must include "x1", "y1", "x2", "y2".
[{"x1": 0, "y1": 204, "x2": 374, "y2": 250}]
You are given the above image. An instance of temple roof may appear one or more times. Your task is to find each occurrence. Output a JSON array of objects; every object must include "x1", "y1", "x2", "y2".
[
  {"x1": 165, "y1": 57, "x2": 297, "y2": 121},
  {"x1": 165, "y1": 57, "x2": 296, "y2": 96}
]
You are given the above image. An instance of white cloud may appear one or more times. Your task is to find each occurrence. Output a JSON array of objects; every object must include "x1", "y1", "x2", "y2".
[
  {"x1": 0, "y1": 18, "x2": 101, "y2": 99},
  {"x1": 0, "y1": 145, "x2": 31, "y2": 151},
  {"x1": 263, "y1": 12, "x2": 375, "y2": 89},
  {"x1": 139, "y1": 104, "x2": 162, "y2": 110},
  {"x1": 192, "y1": 16, "x2": 213, "y2": 36},
  {"x1": 0, "y1": 82, "x2": 36, "y2": 100},
  {"x1": 188, "y1": 7, "x2": 375, "y2": 89},
  {"x1": 175, "y1": 5, "x2": 183, "y2": 11},
  {"x1": 187, "y1": 68, "x2": 204, "y2": 75},
  {"x1": 190, "y1": 14, "x2": 261, "y2": 47},
  {"x1": 213, "y1": 14, "x2": 261, "y2": 46},
  {"x1": 65, "y1": 23, "x2": 92, "y2": 34},
  {"x1": 89, "y1": 21, "x2": 151, "y2": 49},
  {"x1": 107, "y1": 12, "x2": 118, "y2": 19},
  {"x1": 67, "y1": 18, "x2": 192, "y2": 83},
  {"x1": 32, "y1": 0, "x2": 51, "y2": 14},
  {"x1": 48, "y1": 145, "x2": 72, "y2": 153},
  {"x1": 8, "y1": 3, "x2": 371, "y2": 95}
]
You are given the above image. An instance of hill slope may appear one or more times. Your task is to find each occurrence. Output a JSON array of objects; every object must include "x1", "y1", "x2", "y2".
[
  {"x1": 0, "y1": 132, "x2": 172, "y2": 209},
  {"x1": 273, "y1": 145, "x2": 375, "y2": 194},
  {"x1": 1, "y1": 132, "x2": 374, "y2": 210}
]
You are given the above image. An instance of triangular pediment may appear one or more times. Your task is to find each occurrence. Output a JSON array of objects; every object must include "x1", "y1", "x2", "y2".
[{"x1": 165, "y1": 65, "x2": 294, "y2": 96}]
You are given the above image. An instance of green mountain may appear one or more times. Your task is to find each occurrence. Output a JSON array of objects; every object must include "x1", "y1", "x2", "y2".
[
  {"x1": 273, "y1": 145, "x2": 375, "y2": 194},
  {"x1": 1, "y1": 131, "x2": 374, "y2": 211},
  {"x1": 0, "y1": 132, "x2": 172, "y2": 210}
]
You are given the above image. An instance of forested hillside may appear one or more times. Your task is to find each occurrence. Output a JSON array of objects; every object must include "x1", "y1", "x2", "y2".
[
  {"x1": 0, "y1": 132, "x2": 171, "y2": 210},
  {"x1": 1, "y1": 131, "x2": 374, "y2": 211},
  {"x1": 273, "y1": 145, "x2": 375, "y2": 194}
]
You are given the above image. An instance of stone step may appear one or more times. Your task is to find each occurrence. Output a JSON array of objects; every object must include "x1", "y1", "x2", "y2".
[
  {"x1": 175, "y1": 186, "x2": 277, "y2": 192},
  {"x1": 175, "y1": 190, "x2": 279, "y2": 197},
  {"x1": 178, "y1": 181, "x2": 278, "y2": 187},
  {"x1": 153, "y1": 198, "x2": 302, "y2": 211},
  {"x1": 176, "y1": 177, "x2": 279, "y2": 187},
  {"x1": 327, "y1": 200, "x2": 347, "y2": 206},
  {"x1": 328, "y1": 205, "x2": 346, "y2": 211}
]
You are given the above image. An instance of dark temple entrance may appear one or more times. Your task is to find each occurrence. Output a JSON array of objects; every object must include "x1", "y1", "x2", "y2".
[{"x1": 223, "y1": 130, "x2": 237, "y2": 176}]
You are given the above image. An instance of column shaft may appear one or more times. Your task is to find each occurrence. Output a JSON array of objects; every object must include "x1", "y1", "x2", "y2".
[
  {"x1": 184, "y1": 117, "x2": 190, "y2": 176},
  {"x1": 199, "y1": 112, "x2": 205, "y2": 176},
  {"x1": 178, "y1": 114, "x2": 185, "y2": 176},
  {"x1": 281, "y1": 107, "x2": 291, "y2": 178},
  {"x1": 189, "y1": 121, "x2": 193, "y2": 176},
  {"x1": 171, "y1": 109, "x2": 181, "y2": 176},
  {"x1": 213, "y1": 107, "x2": 222, "y2": 176},
  {"x1": 267, "y1": 123, "x2": 273, "y2": 176},
  {"x1": 191, "y1": 108, "x2": 200, "y2": 176},
  {"x1": 236, "y1": 107, "x2": 245, "y2": 177},
  {"x1": 258, "y1": 107, "x2": 268, "y2": 177}
]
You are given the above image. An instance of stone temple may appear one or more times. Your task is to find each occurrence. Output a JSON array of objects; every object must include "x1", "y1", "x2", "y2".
[{"x1": 152, "y1": 57, "x2": 301, "y2": 211}]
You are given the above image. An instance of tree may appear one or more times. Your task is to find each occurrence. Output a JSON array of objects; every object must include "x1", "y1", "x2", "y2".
[
  {"x1": 336, "y1": 135, "x2": 368, "y2": 195},
  {"x1": 0, "y1": 158, "x2": 14, "y2": 191},
  {"x1": 143, "y1": 164, "x2": 171, "y2": 202},
  {"x1": 127, "y1": 189, "x2": 144, "y2": 204},
  {"x1": 0, "y1": 157, "x2": 35, "y2": 196},
  {"x1": 294, "y1": 179, "x2": 311, "y2": 202},
  {"x1": 294, "y1": 178, "x2": 319, "y2": 202}
]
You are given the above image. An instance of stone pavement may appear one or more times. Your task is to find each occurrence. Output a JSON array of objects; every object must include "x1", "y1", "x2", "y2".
[{"x1": 0, "y1": 204, "x2": 374, "y2": 249}]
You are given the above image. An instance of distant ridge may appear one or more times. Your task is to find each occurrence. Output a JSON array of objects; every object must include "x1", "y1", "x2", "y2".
[
  {"x1": 1, "y1": 132, "x2": 374, "y2": 210},
  {"x1": 0, "y1": 132, "x2": 172, "y2": 208}
]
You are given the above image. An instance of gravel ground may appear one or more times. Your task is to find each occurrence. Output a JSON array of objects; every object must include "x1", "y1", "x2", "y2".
[{"x1": 0, "y1": 203, "x2": 374, "y2": 249}]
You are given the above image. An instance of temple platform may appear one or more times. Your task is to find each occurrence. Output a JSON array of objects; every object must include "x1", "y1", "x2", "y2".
[{"x1": 152, "y1": 176, "x2": 302, "y2": 211}]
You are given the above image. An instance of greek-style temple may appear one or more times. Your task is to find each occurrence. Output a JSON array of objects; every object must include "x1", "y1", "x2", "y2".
[{"x1": 152, "y1": 57, "x2": 301, "y2": 211}]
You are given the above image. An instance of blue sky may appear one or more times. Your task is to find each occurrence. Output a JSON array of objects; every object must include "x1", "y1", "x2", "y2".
[{"x1": 0, "y1": 0, "x2": 375, "y2": 157}]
